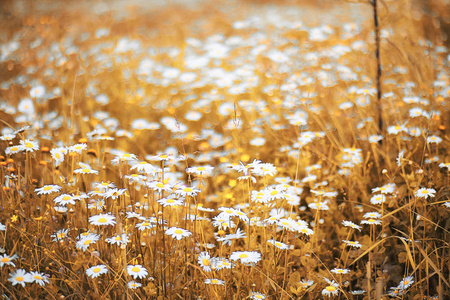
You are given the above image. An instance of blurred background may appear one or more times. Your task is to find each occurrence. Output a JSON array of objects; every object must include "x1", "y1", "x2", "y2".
[{"x1": 0, "y1": 0, "x2": 449, "y2": 45}]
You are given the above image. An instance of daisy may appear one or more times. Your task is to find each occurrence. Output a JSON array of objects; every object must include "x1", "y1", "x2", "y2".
[
  {"x1": 8, "y1": 269, "x2": 32, "y2": 287},
  {"x1": 0, "y1": 133, "x2": 16, "y2": 141},
  {"x1": 198, "y1": 252, "x2": 212, "y2": 272},
  {"x1": 299, "y1": 279, "x2": 314, "y2": 288},
  {"x1": 54, "y1": 194, "x2": 78, "y2": 206},
  {"x1": 111, "y1": 153, "x2": 138, "y2": 164},
  {"x1": 250, "y1": 292, "x2": 266, "y2": 299},
  {"x1": 130, "y1": 161, "x2": 157, "y2": 175},
  {"x1": 74, "y1": 165, "x2": 99, "y2": 175},
  {"x1": 204, "y1": 278, "x2": 225, "y2": 285},
  {"x1": 35, "y1": 185, "x2": 62, "y2": 195},
  {"x1": 89, "y1": 213, "x2": 116, "y2": 226},
  {"x1": 213, "y1": 258, "x2": 233, "y2": 270},
  {"x1": 350, "y1": 290, "x2": 366, "y2": 295},
  {"x1": 415, "y1": 188, "x2": 436, "y2": 199},
  {"x1": 252, "y1": 163, "x2": 277, "y2": 177},
  {"x1": 174, "y1": 186, "x2": 200, "y2": 197},
  {"x1": 76, "y1": 234, "x2": 100, "y2": 252},
  {"x1": 370, "y1": 194, "x2": 386, "y2": 205},
  {"x1": 372, "y1": 183, "x2": 396, "y2": 194},
  {"x1": 124, "y1": 174, "x2": 146, "y2": 184},
  {"x1": 230, "y1": 251, "x2": 262, "y2": 264},
  {"x1": 361, "y1": 219, "x2": 382, "y2": 225},
  {"x1": 158, "y1": 196, "x2": 184, "y2": 207},
  {"x1": 330, "y1": 268, "x2": 350, "y2": 275},
  {"x1": 94, "y1": 181, "x2": 116, "y2": 191},
  {"x1": 147, "y1": 181, "x2": 173, "y2": 193},
  {"x1": 105, "y1": 188, "x2": 127, "y2": 199},
  {"x1": 86, "y1": 265, "x2": 108, "y2": 278},
  {"x1": 363, "y1": 212, "x2": 382, "y2": 219},
  {"x1": 308, "y1": 201, "x2": 330, "y2": 211},
  {"x1": 50, "y1": 228, "x2": 70, "y2": 242},
  {"x1": 147, "y1": 153, "x2": 174, "y2": 161},
  {"x1": 368, "y1": 135, "x2": 383, "y2": 143},
  {"x1": 398, "y1": 276, "x2": 414, "y2": 289},
  {"x1": 322, "y1": 280, "x2": 339, "y2": 297},
  {"x1": 127, "y1": 264, "x2": 148, "y2": 279},
  {"x1": 427, "y1": 135, "x2": 442, "y2": 144},
  {"x1": 165, "y1": 227, "x2": 192, "y2": 240},
  {"x1": 128, "y1": 281, "x2": 142, "y2": 289},
  {"x1": 342, "y1": 220, "x2": 362, "y2": 231},
  {"x1": 50, "y1": 148, "x2": 65, "y2": 165},
  {"x1": 186, "y1": 165, "x2": 214, "y2": 176},
  {"x1": 136, "y1": 220, "x2": 155, "y2": 231},
  {"x1": 68, "y1": 143, "x2": 87, "y2": 154},
  {"x1": 29, "y1": 271, "x2": 49, "y2": 286},
  {"x1": 0, "y1": 253, "x2": 19, "y2": 267},
  {"x1": 267, "y1": 239, "x2": 289, "y2": 250},
  {"x1": 106, "y1": 234, "x2": 130, "y2": 246},
  {"x1": 19, "y1": 139, "x2": 39, "y2": 152},
  {"x1": 5, "y1": 145, "x2": 22, "y2": 155},
  {"x1": 342, "y1": 240, "x2": 362, "y2": 248}
]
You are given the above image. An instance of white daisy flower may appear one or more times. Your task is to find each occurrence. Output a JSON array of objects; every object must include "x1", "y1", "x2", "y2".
[
  {"x1": 127, "y1": 264, "x2": 148, "y2": 279},
  {"x1": 165, "y1": 227, "x2": 192, "y2": 240},
  {"x1": 86, "y1": 265, "x2": 108, "y2": 278}
]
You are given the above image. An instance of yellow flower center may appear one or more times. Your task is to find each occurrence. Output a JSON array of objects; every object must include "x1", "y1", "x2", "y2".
[
  {"x1": 1, "y1": 257, "x2": 10, "y2": 263},
  {"x1": 202, "y1": 258, "x2": 210, "y2": 266},
  {"x1": 54, "y1": 153, "x2": 61, "y2": 159},
  {"x1": 25, "y1": 142, "x2": 33, "y2": 148},
  {"x1": 197, "y1": 167, "x2": 205, "y2": 171},
  {"x1": 81, "y1": 168, "x2": 91, "y2": 173},
  {"x1": 131, "y1": 267, "x2": 140, "y2": 273},
  {"x1": 16, "y1": 276, "x2": 24, "y2": 282},
  {"x1": 83, "y1": 240, "x2": 92, "y2": 245},
  {"x1": 62, "y1": 196, "x2": 71, "y2": 201},
  {"x1": 167, "y1": 199, "x2": 175, "y2": 203},
  {"x1": 174, "y1": 229, "x2": 183, "y2": 234},
  {"x1": 270, "y1": 190, "x2": 278, "y2": 196},
  {"x1": 326, "y1": 286, "x2": 336, "y2": 291},
  {"x1": 43, "y1": 186, "x2": 52, "y2": 191},
  {"x1": 115, "y1": 236, "x2": 121, "y2": 241},
  {"x1": 239, "y1": 253, "x2": 248, "y2": 258},
  {"x1": 97, "y1": 217, "x2": 107, "y2": 223},
  {"x1": 93, "y1": 267, "x2": 101, "y2": 273},
  {"x1": 184, "y1": 188, "x2": 192, "y2": 192},
  {"x1": 156, "y1": 183, "x2": 164, "y2": 188},
  {"x1": 34, "y1": 275, "x2": 42, "y2": 280},
  {"x1": 211, "y1": 279, "x2": 219, "y2": 284}
]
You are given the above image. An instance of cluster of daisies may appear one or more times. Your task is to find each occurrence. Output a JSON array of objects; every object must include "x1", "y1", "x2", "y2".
[{"x1": 1, "y1": 253, "x2": 49, "y2": 287}]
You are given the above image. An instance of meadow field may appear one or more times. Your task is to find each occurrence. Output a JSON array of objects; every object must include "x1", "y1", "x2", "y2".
[{"x1": 0, "y1": 0, "x2": 449, "y2": 299}]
